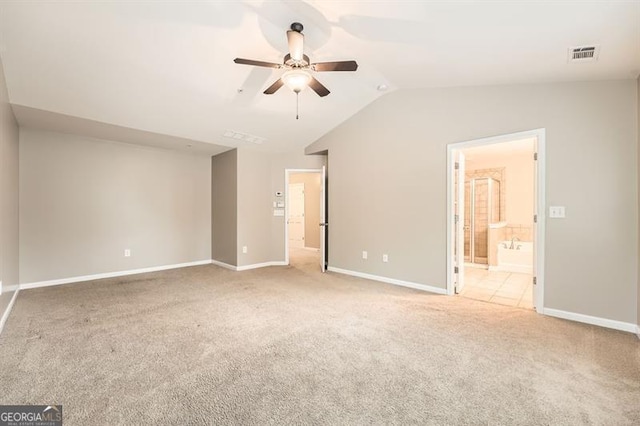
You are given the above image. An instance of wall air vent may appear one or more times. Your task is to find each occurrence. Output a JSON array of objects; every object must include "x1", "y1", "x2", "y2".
[{"x1": 568, "y1": 45, "x2": 600, "y2": 63}]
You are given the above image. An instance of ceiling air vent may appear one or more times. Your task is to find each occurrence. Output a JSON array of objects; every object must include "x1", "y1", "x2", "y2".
[
  {"x1": 568, "y1": 45, "x2": 600, "y2": 63},
  {"x1": 222, "y1": 130, "x2": 265, "y2": 145}
]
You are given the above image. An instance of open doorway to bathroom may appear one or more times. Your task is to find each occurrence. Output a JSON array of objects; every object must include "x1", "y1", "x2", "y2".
[
  {"x1": 285, "y1": 170, "x2": 322, "y2": 269},
  {"x1": 447, "y1": 129, "x2": 545, "y2": 313}
]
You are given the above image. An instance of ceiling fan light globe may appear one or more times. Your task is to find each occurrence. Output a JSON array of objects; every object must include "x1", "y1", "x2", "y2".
[{"x1": 282, "y1": 70, "x2": 311, "y2": 93}]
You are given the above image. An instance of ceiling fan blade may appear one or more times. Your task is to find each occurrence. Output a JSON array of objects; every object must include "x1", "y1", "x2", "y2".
[
  {"x1": 312, "y1": 60, "x2": 358, "y2": 72},
  {"x1": 234, "y1": 58, "x2": 282, "y2": 69},
  {"x1": 286, "y1": 30, "x2": 304, "y2": 61},
  {"x1": 308, "y1": 76, "x2": 330, "y2": 97},
  {"x1": 263, "y1": 78, "x2": 284, "y2": 95}
]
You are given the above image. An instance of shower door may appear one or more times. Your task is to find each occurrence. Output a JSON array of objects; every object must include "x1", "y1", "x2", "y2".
[{"x1": 464, "y1": 178, "x2": 500, "y2": 264}]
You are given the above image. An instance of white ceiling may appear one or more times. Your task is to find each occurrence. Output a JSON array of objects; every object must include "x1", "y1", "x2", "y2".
[{"x1": 0, "y1": 1, "x2": 638, "y2": 153}]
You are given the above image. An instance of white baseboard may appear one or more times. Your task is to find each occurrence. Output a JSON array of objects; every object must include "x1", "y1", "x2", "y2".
[
  {"x1": 327, "y1": 266, "x2": 447, "y2": 295},
  {"x1": 211, "y1": 260, "x2": 288, "y2": 272},
  {"x1": 211, "y1": 260, "x2": 238, "y2": 271},
  {"x1": 637, "y1": 325, "x2": 640, "y2": 340},
  {"x1": 21, "y1": 259, "x2": 212, "y2": 290},
  {"x1": 543, "y1": 308, "x2": 638, "y2": 334},
  {"x1": 0, "y1": 287, "x2": 20, "y2": 336},
  {"x1": 237, "y1": 261, "x2": 287, "y2": 271}
]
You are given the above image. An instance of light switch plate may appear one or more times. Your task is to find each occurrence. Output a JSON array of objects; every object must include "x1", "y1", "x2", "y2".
[{"x1": 549, "y1": 206, "x2": 566, "y2": 218}]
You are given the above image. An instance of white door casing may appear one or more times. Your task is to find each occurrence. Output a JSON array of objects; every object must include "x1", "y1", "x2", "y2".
[
  {"x1": 455, "y1": 151, "x2": 465, "y2": 293},
  {"x1": 532, "y1": 138, "x2": 545, "y2": 312},
  {"x1": 320, "y1": 165, "x2": 327, "y2": 272}
]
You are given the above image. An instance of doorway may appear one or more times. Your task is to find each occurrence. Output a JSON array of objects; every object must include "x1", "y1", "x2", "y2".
[
  {"x1": 447, "y1": 129, "x2": 545, "y2": 313},
  {"x1": 285, "y1": 169, "x2": 326, "y2": 270}
]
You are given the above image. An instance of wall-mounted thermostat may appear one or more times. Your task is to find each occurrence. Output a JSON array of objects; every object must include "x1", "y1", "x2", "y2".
[{"x1": 275, "y1": 191, "x2": 283, "y2": 197}]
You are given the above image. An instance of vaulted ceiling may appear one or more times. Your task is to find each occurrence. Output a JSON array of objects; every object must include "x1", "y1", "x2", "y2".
[{"x1": 1, "y1": 1, "x2": 638, "y2": 154}]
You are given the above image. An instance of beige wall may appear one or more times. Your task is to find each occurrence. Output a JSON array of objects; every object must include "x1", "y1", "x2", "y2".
[
  {"x1": 212, "y1": 149, "x2": 237, "y2": 266},
  {"x1": 637, "y1": 74, "x2": 640, "y2": 332},
  {"x1": 0, "y1": 55, "x2": 19, "y2": 320},
  {"x1": 211, "y1": 147, "x2": 324, "y2": 268},
  {"x1": 232, "y1": 148, "x2": 325, "y2": 267},
  {"x1": 237, "y1": 148, "x2": 273, "y2": 266},
  {"x1": 269, "y1": 151, "x2": 325, "y2": 262},
  {"x1": 307, "y1": 80, "x2": 638, "y2": 324},
  {"x1": 20, "y1": 129, "x2": 212, "y2": 283},
  {"x1": 290, "y1": 172, "x2": 321, "y2": 249}
]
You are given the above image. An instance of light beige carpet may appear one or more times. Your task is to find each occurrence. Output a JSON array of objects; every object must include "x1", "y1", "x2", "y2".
[{"x1": 1, "y1": 250, "x2": 639, "y2": 425}]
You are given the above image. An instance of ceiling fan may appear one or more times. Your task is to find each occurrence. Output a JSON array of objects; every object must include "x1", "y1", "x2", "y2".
[{"x1": 233, "y1": 22, "x2": 358, "y2": 117}]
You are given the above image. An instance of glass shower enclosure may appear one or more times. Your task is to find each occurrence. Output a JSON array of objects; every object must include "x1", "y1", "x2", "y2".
[{"x1": 464, "y1": 178, "x2": 500, "y2": 264}]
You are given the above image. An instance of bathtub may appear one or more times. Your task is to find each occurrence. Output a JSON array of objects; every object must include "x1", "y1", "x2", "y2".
[{"x1": 494, "y1": 241, "x2": 533, "y2": 274}]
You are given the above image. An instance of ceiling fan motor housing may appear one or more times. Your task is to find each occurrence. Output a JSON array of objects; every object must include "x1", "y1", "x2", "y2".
[{"x1": 284, "y1": 53, "x2": 310, "y2": 67}]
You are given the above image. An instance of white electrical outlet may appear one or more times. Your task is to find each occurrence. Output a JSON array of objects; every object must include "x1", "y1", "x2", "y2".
[
  {"x1": 382, "y1": 254, "x2": 389, "y2": 263},
  {"x1": 242, "y1": 246, "x2": 248, "y2": 254},
  {"x1": 124, "y1": 249, "x2": 131, "y2": 257},
  {"x1": 362, "y1": 251, "x2": 368, "y2": 260}
]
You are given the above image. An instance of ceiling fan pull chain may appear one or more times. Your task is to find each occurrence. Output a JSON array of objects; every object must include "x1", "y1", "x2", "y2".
[{"x1": 296, "y1": 91, "x2": 299, "y2": 120}]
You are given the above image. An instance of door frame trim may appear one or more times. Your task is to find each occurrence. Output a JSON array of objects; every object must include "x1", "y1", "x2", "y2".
[
  {"x1": 446, "y1": 128, "x2": 546, "y2": 314},
  {"x1": 284, "y1": 168, "x2": 323, "y2": 265}
]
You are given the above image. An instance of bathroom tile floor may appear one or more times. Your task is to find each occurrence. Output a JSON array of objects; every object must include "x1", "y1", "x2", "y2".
[{"x1": 459, "y1": 266, "x2": 534, "y2": 309}]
